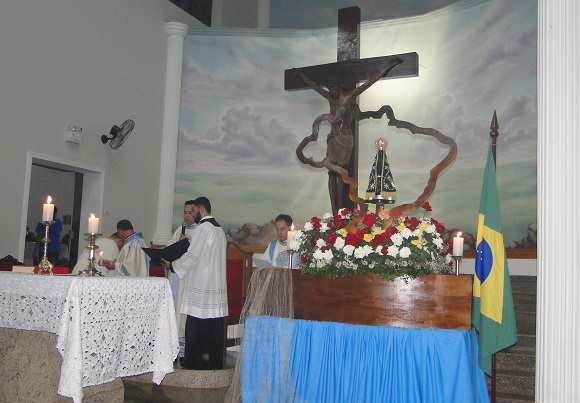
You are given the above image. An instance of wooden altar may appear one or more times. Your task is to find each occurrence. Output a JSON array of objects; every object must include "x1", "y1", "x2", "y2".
[{"x1": 292, "y1": 272, "x2": 473, "y2": 330}]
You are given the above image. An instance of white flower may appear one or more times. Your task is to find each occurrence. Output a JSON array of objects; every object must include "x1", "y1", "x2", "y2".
[
  {"x1": 425, "y1": 224, "x2": 436, "y2": 234},
  {"x1": 400, "y1": 228, "x2": 413, "y2": 238},
  {"x1": 316, "y1": 238, "x2": 326, "y2": 248},
  {"x1": 313, "y1": 249, "x2": 325, "y2": 260},
  {"x1": 354, "y1": 245, "x2": 373, "y2": 259},
  {"x1": 320, "y1": 222, "x2": 330, "y2": 232},
  {"x1": 412, "y1": 228, "x2": 422, "y2": 237},
  {"x1": 322, "y1": 212, "x2": 333, "y2": 219},
  {"x1": 322, "y1": 249, "x2": 334, "y2": 263},
  {"x1": 334, "y1": 236, "x2": 345, "y2": 250},
  {"x1": 387, "y1": 245, "x2": 399, "y2": 257},
  {"x1": 432, "y1": 237, "x2": 443, "y2": 248},
  {"x1": 304, "y1": 222, "x2": 314, "y2": 231},
  {"x1": 343, "y1": 244, "x2": 355, "y2": 256},
  {"x1": 399, "y1": 246, "x2": 412, "y2": 258},
  {"x1": 391, "y1": 233, "x2": 403, "y2": 246}
]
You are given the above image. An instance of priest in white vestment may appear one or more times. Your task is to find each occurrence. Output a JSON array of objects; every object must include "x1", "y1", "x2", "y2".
[
  {"x1": 255, "y1": 214, "x2": 299, "y2": 269},
  {"x1": 103, "y1": 219, "x2": 149, "y2": 276},
  {"x1": 168, "y1": 200, "x2": 198, "y2": 355}
]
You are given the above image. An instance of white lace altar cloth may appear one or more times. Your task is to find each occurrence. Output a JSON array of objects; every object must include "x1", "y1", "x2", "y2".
[{"x1": 0, "y1": 272, "x2": 179, "y2": 403}]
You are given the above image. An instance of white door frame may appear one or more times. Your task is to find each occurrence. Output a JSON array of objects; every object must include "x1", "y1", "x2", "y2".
[{"x1": 20, "y1": 151, "x2": 105, "y2": 261}]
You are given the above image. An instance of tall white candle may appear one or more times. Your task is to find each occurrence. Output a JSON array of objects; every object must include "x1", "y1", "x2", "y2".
[
  {"x1": 42, "y1": 196, "x2": 54, "y2": 221},
  {"x1": 287, "y1": 223, "x2": 295, "y2": 244},
  {"x1": 452, "y1": 232, "x2": 464, "y2": 257},
  {"x1": 88, "y1": 214, "x2": 99, "y2": 234}
]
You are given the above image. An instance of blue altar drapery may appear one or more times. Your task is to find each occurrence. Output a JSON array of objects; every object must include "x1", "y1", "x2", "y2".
[{"x1": 241, "y1": 316, "x2": 489, "y2": 403}]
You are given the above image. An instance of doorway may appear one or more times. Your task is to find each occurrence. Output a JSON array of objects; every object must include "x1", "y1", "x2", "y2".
[{"x1": 21, "y1": 151, "x2": 105, "y2": 265}]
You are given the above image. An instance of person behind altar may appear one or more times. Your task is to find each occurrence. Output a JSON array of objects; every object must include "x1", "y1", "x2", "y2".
[
  {"x1": 254, "y1": 214, "x2": 299, "y2": 269},
  {"x1": 160, "y1": 196, "x2": 228, "y2": 370},
  {"x1": 167, "y1": 199, "x2": 199, "y2": 357},
  {"x1": 102, "y1": 219, "x2": 149, "y2": 276},
  {"x1": 32, "y1": 206, "x2": 62, "y2": 265},
  {"x1": 71, "y1": 233, "x2": 124, "y2": 276}
]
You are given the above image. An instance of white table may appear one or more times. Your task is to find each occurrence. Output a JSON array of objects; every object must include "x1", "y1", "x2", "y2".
[{"x1": 0, "y1": 273, "x2": 179, "y2": 403}]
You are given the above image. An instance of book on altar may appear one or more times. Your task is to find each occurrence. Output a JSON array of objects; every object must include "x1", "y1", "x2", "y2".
[
  {"x1": 252, "y1": 257, "x2": 276, "y2": 269},
  {"x1": 143, "y1": 238, "x2": 190, "y2": 266}
]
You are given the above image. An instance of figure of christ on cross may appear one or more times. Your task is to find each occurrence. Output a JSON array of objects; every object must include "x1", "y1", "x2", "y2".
[
  {"x1": 294, "y1": 59, "x2": 402, "y2": 214},
  {"x1": 285, "y1": 6, "x2": 418, "y2": 214}
]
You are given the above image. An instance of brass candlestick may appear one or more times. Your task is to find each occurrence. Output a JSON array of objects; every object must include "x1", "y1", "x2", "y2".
[
  {"x1": 78, "y1": 233, "x2": 103, "y2": 277},
  {"x1": 37, "y1": 220, "x2": 54, "y2": 275}
]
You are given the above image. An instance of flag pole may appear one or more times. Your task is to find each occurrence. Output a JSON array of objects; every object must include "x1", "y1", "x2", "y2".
[{"x1": 490, "y1": 110, "x2": 499, "y2": 403}]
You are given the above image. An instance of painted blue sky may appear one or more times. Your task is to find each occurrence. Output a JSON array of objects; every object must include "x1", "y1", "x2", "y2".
[{"x1": 176, "y1": 0, "x2": 536, "y2": 245}]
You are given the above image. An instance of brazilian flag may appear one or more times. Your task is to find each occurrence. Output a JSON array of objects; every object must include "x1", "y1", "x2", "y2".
[{"x1": 472, "y1": 145, "x2": 517, "y2": 375}]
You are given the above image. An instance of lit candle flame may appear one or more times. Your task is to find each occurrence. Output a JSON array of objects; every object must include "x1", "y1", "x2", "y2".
[
  {"x1": 90, "y1": 213, "x2": 95, "y2": 219},
  {"x1": 457, "y1": 231, "x2": 462, "y2": 237},
  {"x1": 47, "y1": 195, "x2": 52, "y2": 204}
]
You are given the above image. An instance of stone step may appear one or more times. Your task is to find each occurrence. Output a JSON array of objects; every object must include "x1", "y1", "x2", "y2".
[
  {"x1": 509, "y1": 276, "x2": 537, "y2": 295},
  {"x1": 512, "y1": 292, "x2": 536, "y2": 313},
  {"x1": 495, "y1": 392, "x2": 536, "y2": 403},
  {"x1": 506, "y1": 334, "x2": 535, "y2": 355},
  {"x1": 496, "y1": 351, "x2": 535, "y2": 375},
  {"x1": 515, "y1": 311, "x2": 536, "y2": 335},
  {"x1": 495, "y1": 372, "x2": 535, "y2": 400}
]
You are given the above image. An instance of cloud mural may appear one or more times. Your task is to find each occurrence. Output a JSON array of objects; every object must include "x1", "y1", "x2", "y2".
[{"x1": 175, "y1": 0, "x2": 536, "y2": 247}]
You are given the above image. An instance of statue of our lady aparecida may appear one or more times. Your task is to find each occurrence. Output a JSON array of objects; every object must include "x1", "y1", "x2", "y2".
[{"x1": 365, "y1": 137, "x2": 397, "y2": 204}]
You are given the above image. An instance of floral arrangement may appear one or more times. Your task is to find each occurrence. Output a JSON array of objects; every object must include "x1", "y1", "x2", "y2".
[{"x1": 297, "y1": 203, "x2": 453, "y2": 280}]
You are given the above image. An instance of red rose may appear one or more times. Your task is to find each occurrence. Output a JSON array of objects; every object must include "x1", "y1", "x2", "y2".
[
  {"x1": 345, "y1": 232, "x2": 360, "y2": 246},
  {"x1": 326, "y1": 233, "x2": 337, "y2": 244},
  {"x1": 422, "y1": 201, "x2": 432, "y2": 212},
  {"x1": 394, "y1": 211, "x2": 402, "y2": 219},
  {"x1": 311, "y1": 217, "x2": 321, "y2": 228},
  {"x1": 321, "y1": 246, "x2": 329, "y2": 251},
  {"x1": 353, "y1": 208, "x2": 360, "y2": 216},
  {"x1": 381, "y1": 246, "x2": 389, "y2": 255},
  {"x1": 436, "y1": 223, "x2": 446, "y2": 233},
  {"x1": 381, "y1": 231, "x2": 392, "y2": 242},
  {"x1": 356, "y1": 228, "x2": 368, "y2": 237},
  {"x1": 310, "y1": 239, "x2": 317, "y2": 248},
  {"x1": 362, "y1": 213, "x2": 377, "y2": 227},
  {"x1": 371, "y1": 235, "x2": 382, "y2": 247},
  {"x1": 300, "y1": 255, "x2": 307, "y2": 263}
]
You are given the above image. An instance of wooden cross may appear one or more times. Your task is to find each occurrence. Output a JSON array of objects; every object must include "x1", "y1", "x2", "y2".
[{"x1": 284, "y1": 6, "x2": 418, "y2": 211}]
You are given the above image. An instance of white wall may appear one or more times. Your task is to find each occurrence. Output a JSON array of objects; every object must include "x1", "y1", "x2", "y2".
[{"x1": 0, "y1": 0, "x2": 203, "y2": 261}]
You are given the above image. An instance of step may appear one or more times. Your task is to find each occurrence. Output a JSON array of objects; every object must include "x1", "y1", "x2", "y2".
[
  {"x1": 512, "y1": 292, "x2": 536, "y2": 313},
  {"x1": 506, "y1": 334, "x2": 535, "y2": 355},
  {"x1": 495, "y1": 372, "x2": 535, "y2": 400},
  {"x1": 510, "y1": 276, "x2": 537, "y2": 295},
  {"x1": 515, "y1": 311, "x2": 536, "y2": 335},
  {"x1": 496, "y1": 351, "x2": 535, "y2": 375}
]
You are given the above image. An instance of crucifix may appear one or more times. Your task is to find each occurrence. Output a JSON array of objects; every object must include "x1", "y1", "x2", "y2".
[{"x1": 284, "y1": 6, "x2": 418, "y2": 213}]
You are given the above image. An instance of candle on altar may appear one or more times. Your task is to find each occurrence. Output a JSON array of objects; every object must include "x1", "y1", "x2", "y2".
[
  {"x1": 88, "y1": 214, "x2": 99, "y2": 234},
  {"x1": 452, "y1": 232, "x2": 464, "y2": 257},
  {"x1": 42, "y1": 196, "x2": 54, "y2": 221},
  {"x1": 287, "y1": 223, "x2": 295, "y2": 245}
]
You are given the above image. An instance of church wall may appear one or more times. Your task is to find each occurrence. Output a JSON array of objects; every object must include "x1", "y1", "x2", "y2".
[{"x1": 0, "y1": 0, "x2": 203, "y2": 261}]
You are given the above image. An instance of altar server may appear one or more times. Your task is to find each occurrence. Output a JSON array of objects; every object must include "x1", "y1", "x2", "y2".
[{"x1": 160, "y1": 196, "x2": 228, "y2": 370}]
